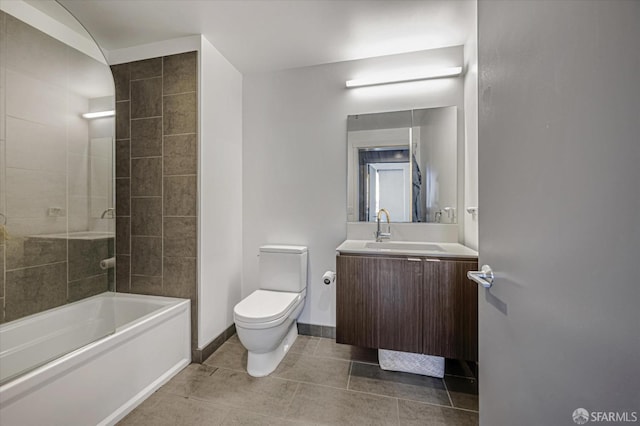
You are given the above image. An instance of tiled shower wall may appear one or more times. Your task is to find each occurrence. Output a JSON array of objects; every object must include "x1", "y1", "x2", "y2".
[
  {"x1": 111, "y1": 52, "x2": 198, "y2": 348},
  {"x1": 0, "y1": 11, "x2": 114, "y2": 323}
]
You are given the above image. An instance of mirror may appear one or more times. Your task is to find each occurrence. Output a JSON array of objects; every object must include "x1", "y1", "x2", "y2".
[{"x1": 347, "y1": 106, "x2": 457, "y2": 223}]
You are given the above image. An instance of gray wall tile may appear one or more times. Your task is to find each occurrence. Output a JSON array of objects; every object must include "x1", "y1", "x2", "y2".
[
  {"x1": 163, "y1": 256, "x2": 196, "y2": 300},
  {"x1": 5, "y1": 262, "x2": 67, "y2": 321},
  {"x1": 131, "y1": 157, "x2": 162, "y2": 196},
  {"x1": 164, "y1": 217, "x2": 196, "y2": 257},
  {"x1": 6, "y1": 237, "x2": 67, "y2": 270},
  {"x1": 68, "y1": 239, "x2": 109, "y2": 281},
  {"x1": 164, "y1": 92, "x2": 197, "y2": 135},
  {"x1": 164, "y1": 134, "x2": 197, "y2": 175},
  {"x1": 163, "y1": 51, "x2": 197, "y2": 95},
  {"x1": 131, "y1": 197, "x2": 162, "y2": 236},
  {"x1": 116, "y1": 216, "x2": 130, "y2": 255},
  {"x1": 131, "y1": 77, "x2": 162, "y2": 119},
  {"x1": 131, "y1": 117, "x2": 162, "y2": 157},
  {"x1": 68, "y1": 274, "x2": 108, "y2": 303},
  {"x1": 130, "y1": 57, "x2": 162, "y2": 80},
  {"x1": 115, "y1": 139, "x2": 130, "y2": 177},
  {"x1": 115, "y1": 178, "x2": 130, "y2": 216},
  {"x1": 116, "y1": 254, "x2": 130, "y2": 291},
  {"x1": 110, "y1": 63, "x2": 130, "y2": 102},
  {"x1": 113, "y1": 54, "x2": 199, "y2": 350},
  {"x1": 131, "y1": 274, "x2": 162, "y2": 295},
  {"x1": 164, "y1": 176, "x2": 197, "y2": 216},
  {"x1": 115, "y1": 101, "x2": 130, "y2": 139},
  {"x1": 131, "y1": 236, "x2": 162, "y2": 276}
]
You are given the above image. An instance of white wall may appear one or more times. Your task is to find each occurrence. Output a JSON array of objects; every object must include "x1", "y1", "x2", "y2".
[
  {"x1": 463, "y1": 0, "x2": 478, "y2": 250},
  {"x1": 198, "y1": 36, "x2": 243, "y2": 349},
  {"x1": 243, "y1": 47, "x2": 464, "y2": 327}
]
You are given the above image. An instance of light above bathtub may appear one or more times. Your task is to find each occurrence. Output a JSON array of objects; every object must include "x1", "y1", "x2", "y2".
[
  {"x1": 345, "y1": 66, "x2": 462, "y2": 88},
  {"x1": 81, "y1": 110, "x2": 115, "y2": 119}
]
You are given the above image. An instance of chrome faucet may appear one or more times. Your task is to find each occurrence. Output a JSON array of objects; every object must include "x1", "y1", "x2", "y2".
[
  {"x1": 100, "y1": 207, "x2": 115, "y2": 219},
  {"x1": 375, "y1": 208, "x2": 391, "y2": 242}
]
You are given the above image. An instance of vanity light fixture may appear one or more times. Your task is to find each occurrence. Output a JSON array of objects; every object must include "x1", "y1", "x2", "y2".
[
  {"x1": 345, "y1": 66, "x2": 462, "y2": 88},
  {"x1": 81, "y1": 110, "x2": 115, "y2": 119}
]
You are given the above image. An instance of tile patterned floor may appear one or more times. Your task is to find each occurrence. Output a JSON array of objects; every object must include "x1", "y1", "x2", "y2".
[{"x1": 119, "y1": 335, "x2": 478, "y2": 425}]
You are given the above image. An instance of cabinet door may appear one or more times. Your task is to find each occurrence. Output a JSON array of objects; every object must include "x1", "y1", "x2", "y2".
[
  {"x1": 423, "y1": 259, "x2": 479, "y2": 361},
  {"x1": 377, "y1": 257, "x2": 423, "y2": 353},
  {"x1": 336, "y1": 255, "x2": 379, "y2": 348}
]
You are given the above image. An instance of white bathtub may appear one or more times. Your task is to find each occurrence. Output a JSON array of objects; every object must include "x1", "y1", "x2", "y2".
[{"x1": 0, "y1": 292, "x2": 191, "y2": 426}]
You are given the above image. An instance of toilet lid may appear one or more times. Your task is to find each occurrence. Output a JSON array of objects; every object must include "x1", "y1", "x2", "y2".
[{"x1": 234, "y1": 290, "x2": 300, "y2": 323}]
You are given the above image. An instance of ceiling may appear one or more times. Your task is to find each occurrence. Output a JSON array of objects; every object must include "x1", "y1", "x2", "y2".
[{"x1": 57, "y1": 0, "x2": 475, "y2": 74}]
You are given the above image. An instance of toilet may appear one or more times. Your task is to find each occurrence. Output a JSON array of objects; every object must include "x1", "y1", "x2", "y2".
[{"x1": 233, "y1": 244, "x2": 308, "y2": 377}]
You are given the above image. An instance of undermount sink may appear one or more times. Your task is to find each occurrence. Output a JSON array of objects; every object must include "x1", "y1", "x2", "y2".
[
  {"x1": 364, "y1": 242, "x2": 444, "y2": 252},
  {"x1": 336, "y1": 240, "x2": 478, "y2": 259}
]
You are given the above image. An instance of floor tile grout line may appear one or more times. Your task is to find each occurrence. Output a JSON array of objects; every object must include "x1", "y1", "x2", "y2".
[
  {"x1": 204, "y1": 342, "x2": 477, "y2": 413},
  {"x1": 181, "y1": 368, "x2": 302, "y2": 422},
  {"x1": 208, "y1": 363, "x2": 456, "y2": 412},
  {"x1": 192, "y1": 363, "x2": 480, "y2": 415},
  {"x1": 282, "y1": 382, "x2": 301, "y2": 419},
  {"x1": 185, "y1": 393, "x2": 294, "y2": 421},
  {"x1": 310, "y1": 336, "x2": 321, "y2": 355},
  {"x1": 442, "y1": 375, "x2": 455, "y2": 408},
  {"x1": 210, "y1": 365, "x2": 355, "y2": 394}
]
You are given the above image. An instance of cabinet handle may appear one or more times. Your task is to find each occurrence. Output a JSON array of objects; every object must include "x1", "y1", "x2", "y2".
[
  {"x1": 425, "y1": 258, "x2": 441, "y2": 262},
  {"x1": 406, "y1": 258, "x2": 423, "y2": 262}
]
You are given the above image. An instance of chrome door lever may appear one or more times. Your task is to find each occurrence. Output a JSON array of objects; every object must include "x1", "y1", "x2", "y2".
[{"x1": 467, "y1": 265, "x2": 494, "y2": 288}]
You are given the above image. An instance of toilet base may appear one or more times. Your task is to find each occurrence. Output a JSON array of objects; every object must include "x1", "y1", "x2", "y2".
[{"x1": 246, "y1": 322, "x2": 298, "y2": 377}]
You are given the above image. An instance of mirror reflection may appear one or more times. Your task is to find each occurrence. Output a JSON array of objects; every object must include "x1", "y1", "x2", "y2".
[{"x1": 347, "y1": 106, "x2": 457, "y2": 223}]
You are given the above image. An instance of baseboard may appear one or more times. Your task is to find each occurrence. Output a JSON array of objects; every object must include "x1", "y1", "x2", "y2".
[
  {"x1": 192, "y1": 323, "x2": 236, "y2": 363},
  {"x1": 297, "y1": 323, "x2": 336, "y2": 339},
  {"x1": 191, "y1": 322, "x2": 335, "y2": 363}
]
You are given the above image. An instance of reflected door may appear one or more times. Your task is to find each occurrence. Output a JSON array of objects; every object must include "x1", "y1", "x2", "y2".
[{"x1": 367, "y1": 163, "x2": 410, "y2": 222}]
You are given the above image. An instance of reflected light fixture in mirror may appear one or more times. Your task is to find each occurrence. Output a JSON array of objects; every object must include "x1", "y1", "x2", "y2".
[
  {"x1": 345, "y1": 66, "x2": 462, "y2": 88},
  {"x1": 82, "y1": 110, "x2": 115, "y2": 119}
]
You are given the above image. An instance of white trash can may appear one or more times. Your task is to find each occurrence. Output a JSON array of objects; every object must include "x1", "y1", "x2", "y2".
[{"x1": 378, "y1": 349, "x2": 445, "y2": 378}]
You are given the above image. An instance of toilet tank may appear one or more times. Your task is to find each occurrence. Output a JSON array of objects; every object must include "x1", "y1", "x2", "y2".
[{"x1": 259, "y1": 245, "x2": 308, "y2": 292}]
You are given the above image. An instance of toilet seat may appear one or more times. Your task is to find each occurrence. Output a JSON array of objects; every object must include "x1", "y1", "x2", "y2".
[{"x1": 234, "y1": 290, "x2": 303, "y2": 328}]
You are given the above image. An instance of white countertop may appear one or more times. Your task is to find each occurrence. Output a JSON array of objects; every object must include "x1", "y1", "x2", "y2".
[{"x1": 336, "y1": 240, "x2": 478, "y2": 259}]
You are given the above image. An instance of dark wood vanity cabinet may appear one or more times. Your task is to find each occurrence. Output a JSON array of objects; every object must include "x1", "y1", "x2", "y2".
[{"x1": 336, "y1": 254, "x2": 478, "y2": 361}]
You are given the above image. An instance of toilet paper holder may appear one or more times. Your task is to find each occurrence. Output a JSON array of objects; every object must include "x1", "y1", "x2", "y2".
[
  {"x1": 322, "y1": 271, "x2": 336, "y2": 285},
  {"x1": 100, "y1": 257, "x2": 116, "y2": 270}
]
